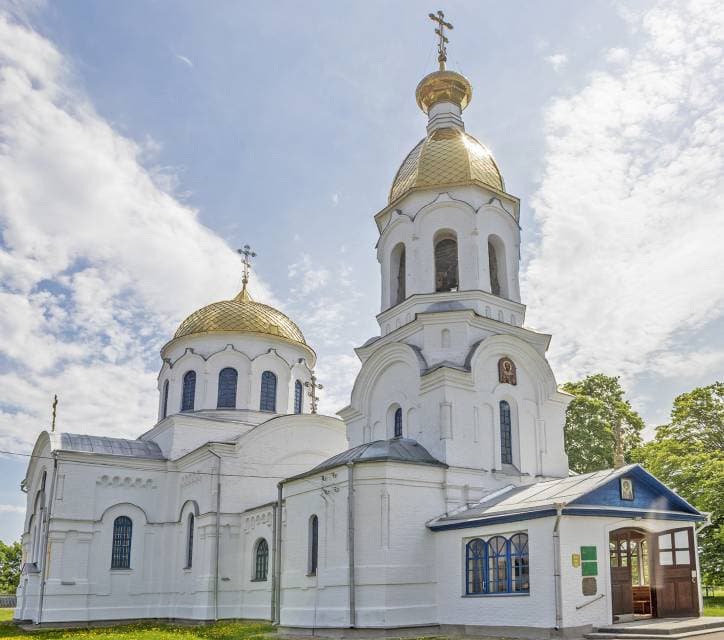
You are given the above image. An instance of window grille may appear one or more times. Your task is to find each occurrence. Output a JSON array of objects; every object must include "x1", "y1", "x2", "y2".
[
  {"x1": 500, "y1": 400, "x2": 513, "y2": 465},
  {"x1": 217, "y1": 367, "x2": 238, "y2": 408},
  {"x1": 111, "y1": 516, "x2": 132, "y2": 569},
  {"x1": 182, "y1": 371, "x2": 196, "y2": 412},
  {"x1": 260, "y1": 370, "x2": 277, "y2": 412},
  {"x1": 254, "y1": 538, "x2": 269, "y2": 581}
]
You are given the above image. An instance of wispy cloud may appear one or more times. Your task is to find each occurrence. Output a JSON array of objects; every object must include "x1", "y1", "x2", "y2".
[
  {"x1": 175, "y1": 54, "x2": 193, "y2": 68},
  {"x1": 0, "y1": 504, "x2": 25, "y2": 514},
  {"x1": 545, "y1": 52, "x2": 568, "y2": 72},
  {"x1": 524, "y1": 1, "x2": 724, "y2": 391}
]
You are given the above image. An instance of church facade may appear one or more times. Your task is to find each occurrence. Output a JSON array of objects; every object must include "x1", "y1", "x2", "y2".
[{"x1": 15, "y1": 24, "x2": 706, "y2": 638}]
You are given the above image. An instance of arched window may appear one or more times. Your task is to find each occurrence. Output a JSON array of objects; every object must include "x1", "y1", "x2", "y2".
[
  {"x1": 487, "y1": 535, "x2": 509, "y2": 593},
  {"x1": 510, "y1": 533, "x2": 529, "y2": 593},
  {"x1": 434, "y1": 235, "x2": 459, "y2": 292},
  {"x1": 260, "y1": 370, "x2": 277, "y2": 412},
  {"x1": 308, "y1": 515, "x2": 319, "y2": 575},
  {"x1": 390, "y1": 243, "x2": 406, "y2": 306},
  {"x1": 181, "y1": 370, "x2": 196, "y2": 412},
  {"x1": 500, "y1": 400, "x2": 513, "y2": 465},
  {"x1": 217, "y1": 367, "x2": 238, "y2": 408},
  {"x1": 466, "y1": 538, "x2": 486, "y2": 594},
  {"x1": 488, "y1": 235, "x2": 508, "y2": 298},
  {"x1": 254, "y1": 538, "x2": 269, "y2": 581},
  {"x1": 394, "y1": 407, "x2": 403, "y2": 438},
  {"x1": 185, "y1": 514, "x2": 194, "y2": 568},
  {"x1": 488, "y1": 241, "x2": 501, "y2": 296},
  {"x1": 162, "y1": 380, "x2": 169, "y2": 418},
  {"x1": 111, "y1": 516, "x2": 132, "y2": 569},
  {"x1": 294, "y1": 380, "x2": 303, "y2": 414}
]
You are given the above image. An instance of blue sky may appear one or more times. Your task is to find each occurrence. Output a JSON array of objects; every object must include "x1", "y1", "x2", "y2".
[{"x1": 1, "y1": 0, "x2": 723, "y2": 542}]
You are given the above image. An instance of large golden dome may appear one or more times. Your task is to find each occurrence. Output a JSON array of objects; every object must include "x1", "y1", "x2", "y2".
[
  {"x1": 389, "y1": 127, "x2": 505, "y2": 204},
  {"x1": 173, "y1": 287, "x2": 307, "y2": 347}
]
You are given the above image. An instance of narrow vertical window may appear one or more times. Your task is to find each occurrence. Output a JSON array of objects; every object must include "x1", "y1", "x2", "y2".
[
  {"x1": 260, "y1": 370, "x2": 277, "y2": 412},
  {"x1": 489, "y1": 241, "x2": 501, "y2": 296},
  {"x1": 186, "y1": 514, "x2": 194, "y2": 568},
  {"x1": 162, "y1": 380, "x2": 169, "y2": 418},
  {"x1": 394, "y1": 407, "x2": 403, "y2": 437},
  {"x1": 308, "y1": 515, "x2": 319, "y2": 575},
  {"x1": 217, "y1": 367, "x2": 238, "y2": 408},
  {"x1": 181, "y1": 370, "x2": 196, "y2": 412},
  {"x1": 434, "y1": 235, "x2": 459, "y2": 292},
  {"x1": 294, "y1": 380, "x2": 303, "y2": 414},
  {"x1": 466, "y1": 538, "x2": 486, "y2": 594},
  {"x1": 510, "y1": 533, "x2": 529, "y2": 592},
  {"x1": 254, "y1": 538, "x2": 269, "y2": 581},
  {"x1": 390, "y1": 243, "x2": 406, "y2": 306},
  {"x1": 487, "y1": 536, "x2": 508, "y2": 593},
  {"x1": 500, "y1": 400, "x2": 513, "y2": 465},
  {"x1": 111, "y1": 516, "x2": 132, "y2": 569}
]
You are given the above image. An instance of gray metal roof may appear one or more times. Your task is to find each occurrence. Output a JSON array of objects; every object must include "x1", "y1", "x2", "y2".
[
  {"x1": 54, "y1": 433, "x2": 166, "y2": 460},
  {"x1": 287, "y1": 437, "x2": 446, "y2": 481}
]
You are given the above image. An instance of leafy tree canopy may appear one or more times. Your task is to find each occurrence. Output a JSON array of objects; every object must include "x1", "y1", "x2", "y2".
[
  {"x1": 0, "y1": 539, "x2": 22, "y2": 594},
  {"x1": 562, "y1": 374, "x2": 644, "y2": 474}
]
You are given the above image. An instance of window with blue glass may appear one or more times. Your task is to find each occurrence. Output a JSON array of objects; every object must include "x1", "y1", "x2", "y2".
[
  {"x1": 260, "y1": 371, "x2": 277, "y2": 412},
  {"x1": 464, "y1": 533, "x2": 529, "y2": 595},
  {"x1": 111, "y1": 516, "x2": 132, "y2": 569},
  {"x1": 394, "y1": 407, "x2": 403, "y2": 437},
  {"x1": 500, "y1": 400, "x2": 513, "y2": 465},
  {"x1": 182, "y1": 371, "x2": 196, "y2": 412},
  {"x1": 217, "y1": 367, "x2": 238, "y2": 408},
  {"x1": 162, "y1": 380, "x2": 169, "y2": 418},
  {"x1": 294, "y1": 380, "x2": 303, "y2": 414}
]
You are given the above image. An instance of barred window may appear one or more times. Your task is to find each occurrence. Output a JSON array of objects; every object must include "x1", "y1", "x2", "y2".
[
  {"x1": 186, "y1": 514, "x2": 194, "y2": 568},
  {"x1": 394, "y1": 407, "x2": 403, "y2": 438},
  {"x1": 260, "y1": 371, "x2": 277, "y2": 412},
  {"x1": 500, "y1": 400, "x2": 513, "y2": 465},
  {"x1": 254, "y1": 538, "x2": 269, "y2": 581},
  {"x1": 217, "y1": 367, "x2": 238, "y2": 408},
  {"x1": 182, "y1": 370, "x2": 196, "y2": 412},
  {"x1": 294, "y1": 380, "x2": 303, "y2": 414},
  {"x1": 111, "y1": 516, "x2": 132, "y2": 569}
]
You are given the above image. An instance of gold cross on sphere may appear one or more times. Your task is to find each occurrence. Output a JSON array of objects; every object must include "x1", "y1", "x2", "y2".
[
  {"x1": 237, "y1": 244, "x2": 257, "y2": 290},
  {"x1": 428, "y1": 10, "x2": 453, "y2": 71}
]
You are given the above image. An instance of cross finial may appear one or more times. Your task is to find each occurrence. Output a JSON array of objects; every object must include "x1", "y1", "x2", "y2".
[
  {"x1": 51, "y1": 394, "x2": 58, "y2": 433},
  {"x1": 304, "y1": 373, "x2": 324, "y2": 414},
  {"x1": 237, "y1": 244, "x2": 257, "y2": 294},
  {"x1": 428, "y1": 10, "x2": 453, "y2": 71}
]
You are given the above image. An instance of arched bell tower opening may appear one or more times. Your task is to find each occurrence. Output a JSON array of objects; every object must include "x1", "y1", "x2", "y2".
[
  {"x1": 488, "y1": 234, "x2": 509, "y2": 298},
  {"x1": 434, "y1": 230, "x2": 459, "y2": 293},
  {"x1": 390, "y1": 242, "x2": 407, "y2": 307}
]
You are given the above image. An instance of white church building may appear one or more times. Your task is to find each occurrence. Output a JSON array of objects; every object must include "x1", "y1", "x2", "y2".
[{"x1": 15, "y1": 20, "x2": 706, "y2": 638}]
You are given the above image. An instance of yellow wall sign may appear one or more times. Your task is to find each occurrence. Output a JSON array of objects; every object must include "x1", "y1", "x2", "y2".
[{"x1": 572, "y1": 553, "x2": 581, "y2": 568}]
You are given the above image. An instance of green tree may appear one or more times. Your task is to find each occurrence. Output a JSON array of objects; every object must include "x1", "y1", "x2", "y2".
[
  {"x1": 0, "y1": 540, "x2": 22, "y2": 594},
  {"x1": 562, "y1": 374, "x2": 644, "y2": 474},
  {"x1": 634, "y1": 382, "x2": 724, "y2": 587}
]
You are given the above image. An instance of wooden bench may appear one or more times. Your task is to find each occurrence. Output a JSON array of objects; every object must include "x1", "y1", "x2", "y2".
[{"x1": 632, "y1": 586, "x2": 651, "y2": 615}]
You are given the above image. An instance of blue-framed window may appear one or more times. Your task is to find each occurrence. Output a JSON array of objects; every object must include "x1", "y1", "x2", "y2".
[
  {"x1": 394, "y1": 407, "x2": 403, "y2": 437},
  {"x1": 294, "y1": 380, "x2": 303, "y2": 414},
  {"x1": 500, "y1": 400, "x2": 513, "y2": 465},
  {"x1": 260, "y1": 371, "x2": 277, "y2": 412},
  {"x1": 186, "y1": 514, "x2": 194, "y2": 568},
  {"x1": 162, "y1": 380, "x2": 169, "y2": 418},
  {"x1": 111, "y1": 516, "x2": 132, "y2": 569},
  {"x1": 217, "y1": 367, "x2": 238, "y2": 408},
  {"x1": 254, "y1": 538, "x2": 269, "y2": 581},
  {"x1": 182, "y1": 371, "x2": 196, "y2": 412},
  {"x1": 465, "y1": 533, "x2": 529, "y2": 595}
]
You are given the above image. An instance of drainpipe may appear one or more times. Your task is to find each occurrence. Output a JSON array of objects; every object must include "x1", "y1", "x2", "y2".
[
  {"x1": 552, "y1": 503, "x2": 564, "y2": 631},
  {"x1": 273, "y1": 481, "x2": 283, "y2": 625},
  {"x1": 37, "y1": 455, "x2": 58, "y2": 626},
  {"x1": 209, "y1": 450, "x2": 222, "y2": 622},
  {"x1": 347, "y1": 462, "x2": 356, "y2": 628}
]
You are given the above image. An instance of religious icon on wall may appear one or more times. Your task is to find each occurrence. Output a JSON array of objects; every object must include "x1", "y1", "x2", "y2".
[
  {"x1": 620, "y1": 477, "x2": 634, "y2": 501},
  {"x1": 498, "y1": 357, "x2": 517, "y2": 385}
]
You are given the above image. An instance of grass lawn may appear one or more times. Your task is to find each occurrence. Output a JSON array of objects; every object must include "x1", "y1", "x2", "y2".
[{"x1": 704, "y1": 595, "x2": 724, "y2": 617}]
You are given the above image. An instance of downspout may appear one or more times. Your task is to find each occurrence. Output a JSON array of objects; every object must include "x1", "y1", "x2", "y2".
[
  {"x1": 36, "y1": 455, "x2": 58, "y2": 626},
  {"x1": 273, "y1": 481, "x2": 283, "y2": 625},
  {"x1": 552, "y1": 503, "x2": 564, "y2": 631},
  {"x1": 347, "y1": 462, "x2": 356, "y2": 628},
  {"x1": 209, "y1": 450, "x2": 222, "y2": 622}
]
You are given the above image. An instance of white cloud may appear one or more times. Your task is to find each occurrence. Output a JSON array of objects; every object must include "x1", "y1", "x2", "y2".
[
  {"x1": 545, "y1": 53, "x2": 568, "y2": 72},
  {"x1": 524, "y1": 0, "x2": 724, "y2": 389},
  {"x1": 331, "y1": 193, "x2": 339, "y2": 206},
  {"x1": 175, "y1": 54, "x2": 193, "y2": 68},
  {"x1": 0, "y1": 504, "x2": 26, "y2": 514},
  {"x1": 605, "y1": 47, "x2": 629, "y2": 64}
]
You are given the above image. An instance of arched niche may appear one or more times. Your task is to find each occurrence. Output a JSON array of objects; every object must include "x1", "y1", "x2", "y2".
[
  {"x1": 487, "y1": 234, "x2": 509, "y2": 298},
  {"x1": 389, "y1": 242, "x2": 407, "y2": 307},
  {"x1": 434, "y1": 229, "x2": 459, "y2": 293}
]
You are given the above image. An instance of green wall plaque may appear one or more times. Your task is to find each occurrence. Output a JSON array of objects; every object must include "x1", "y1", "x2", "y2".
[
  {"x1": 581, "y1": 546, "x2": 597, "y2": 561},
  {"x1": 580, "y1": 545, "x2": 598, "y2": 576}
]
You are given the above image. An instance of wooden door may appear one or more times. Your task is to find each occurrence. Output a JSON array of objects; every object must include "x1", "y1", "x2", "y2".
[
  {"x1": 653, "y1": 528, "x2": 699, "y2": 618},
  {"x1": 610, "y1": 533, "x2": 634, "y2": 616}
]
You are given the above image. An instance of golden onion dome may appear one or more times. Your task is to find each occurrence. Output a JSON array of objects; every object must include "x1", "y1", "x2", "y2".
[
  {"x1": 172, "y1": 287, "x2": 307, "y2": 348},
  {"x1": 389, "y1": 127, "x2": 505, "y2": 204}
]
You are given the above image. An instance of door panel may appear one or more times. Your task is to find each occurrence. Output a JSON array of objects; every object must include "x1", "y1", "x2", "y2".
[{"x1": 653, "y1": 528, "x2": 699, "y2": 618}]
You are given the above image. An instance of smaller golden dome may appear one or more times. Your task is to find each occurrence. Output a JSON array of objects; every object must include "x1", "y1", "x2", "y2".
[
  {"x1": 415, "y1": 70, "x2": 473, "y2": 114},
  {"x1": 389, "y1": 128, "x2": 504, "y2": 204},
  {"x1": 173, "y1": 287, "x2": 307, "y2": 347}
]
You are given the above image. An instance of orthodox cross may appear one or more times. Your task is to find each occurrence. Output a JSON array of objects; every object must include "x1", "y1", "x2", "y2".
[
  {"x1": 237, "y1": 244, "x2": 256, "y2": 292},
  {"x1": 51, "y1": 394, "x2": 58, "y2": 432},
  {"x1": 305, "y1": 373, "x2": 324, "y2": 414},
  {"x1": 429, "y1": 10, "x2": 453, "y2": 71}
]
